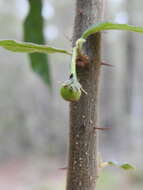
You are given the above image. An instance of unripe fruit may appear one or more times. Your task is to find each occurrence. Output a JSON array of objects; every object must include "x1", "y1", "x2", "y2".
[{"x1": 60, "y1": 79, "x2": 81, "y2": 102}]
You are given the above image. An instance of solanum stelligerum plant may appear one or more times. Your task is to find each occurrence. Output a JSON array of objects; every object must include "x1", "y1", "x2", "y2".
[
  {"x1": 1, "y1": 22, "x2": 143, "y2": 102},
  {"x1": 0, "y1": 22, "x2": 141, "y2": 170}
]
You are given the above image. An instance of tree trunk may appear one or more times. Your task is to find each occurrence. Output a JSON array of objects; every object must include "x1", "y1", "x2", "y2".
[
  {"x1": 66, "y1": 1, "x2": 104, "y2": 190},
  {"x1": 125, "y1": 0, "x2": 143, "y2": 165}
]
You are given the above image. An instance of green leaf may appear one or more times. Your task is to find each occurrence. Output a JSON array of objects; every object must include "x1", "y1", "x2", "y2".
[
  {"x1": 24, "y1": 0, "x2": 51, "y2": 86},
  {"x1": 108, "y1": 161, "x2": 117, "y2": 166},
  {"x1": 108, "y1": 161, "x2": 135, "y2": 170},
  {"x1": 0, "y1": 40, "x2": 71, "y2": 55},
  {"x1": 120, "y1": 163, "x2": 135, "y2": 170},
  {"x1": 82, "y1": 22, "x2": 143, "y2": 39}
]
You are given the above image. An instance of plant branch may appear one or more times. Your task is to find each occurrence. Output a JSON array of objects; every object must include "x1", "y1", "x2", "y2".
[{"x1": 66, "y1": 0, "x2": 104, "y2": 190}]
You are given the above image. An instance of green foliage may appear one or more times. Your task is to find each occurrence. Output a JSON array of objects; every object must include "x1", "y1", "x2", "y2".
[
  {"x1": 82, "y1": 22, "x2": 143, "y2": 39},
  {"x1": 0, "y1": 40, "x2": 70, "y2": 54},
  {"x1": 24, "y1": 0, "x2": 51, "y2": 85},
  {"x1": 1, "y1": 21, "x2": 143, "y2": 89},
  {"x1": 108, "y1": 161, "x2": 118, "y2": 166},
  {"x1": 120, "y1": 163, "x2": 135, "y2": 170},
  {"x1": 108, "y1": 161, "x2": 135, "y2": 170}
]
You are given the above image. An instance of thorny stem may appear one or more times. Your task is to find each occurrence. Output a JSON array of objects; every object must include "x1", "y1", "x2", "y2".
[{"x1": 66, "y1": 0, "x2": 104, "y2": 189}]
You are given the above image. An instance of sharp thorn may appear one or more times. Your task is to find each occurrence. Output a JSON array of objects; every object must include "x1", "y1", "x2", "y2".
[
  {"x1": 81, "y1": 87, "x2": 87, "y2": 95},
  {"x1": 101, "y1": 62, "x2": 114, "y2": 67},
  {"x1": 94, "y1": 127, "x2": 111, "y2": 130},
  {"x1": 58, "y1": 167, "x2": 68, "y2": 170}
]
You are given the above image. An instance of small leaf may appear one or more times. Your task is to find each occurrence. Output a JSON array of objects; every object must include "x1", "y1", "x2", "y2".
[
  {"x1": 0, "y1": 40, "x2": 71, "y2": 55},
  {"x1": 108, "y1": 161, "x2": 118, "y2": 166},
  {"x1": 108, "y1": 161, "x2": 135, "y2": 170},
  {"x1": 82, "y1": 22, "x2": 143, "y2": 39},
  {"x1": 120, "y1": 163, "x2": 135, "y2": 170}
]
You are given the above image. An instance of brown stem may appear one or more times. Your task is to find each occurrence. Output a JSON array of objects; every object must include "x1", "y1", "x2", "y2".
[{"x1": 66, "y1": 1, "x2": 104, "y2": 190}]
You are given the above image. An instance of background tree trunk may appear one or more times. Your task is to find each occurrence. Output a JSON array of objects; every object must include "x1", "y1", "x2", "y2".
[
  {"x1": 125, "y1": 0, "x2": 143, "y2": 165},
  {"x1": 66, "y1": 0, "x2": 104, "y2": 190}
]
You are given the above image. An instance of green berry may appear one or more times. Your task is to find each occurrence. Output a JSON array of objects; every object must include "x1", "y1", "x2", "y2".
[{"x1": 60, "y1": 79, "x2": 81, "y2": 102}]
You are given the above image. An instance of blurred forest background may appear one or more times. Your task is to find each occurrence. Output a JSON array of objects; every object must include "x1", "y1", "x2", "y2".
[{"x1": 0, "y1": 0, "x2": 143, "y2": 189}]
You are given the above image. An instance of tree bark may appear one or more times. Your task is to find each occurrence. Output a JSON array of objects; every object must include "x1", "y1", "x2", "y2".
[{"x1": 66, "y1": 1, "x2": 104, "y2": 190}]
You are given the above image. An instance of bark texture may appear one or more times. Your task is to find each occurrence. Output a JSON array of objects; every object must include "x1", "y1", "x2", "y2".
[{"x1": 66, "y1": 1, "x2": 104, "y2": 190}]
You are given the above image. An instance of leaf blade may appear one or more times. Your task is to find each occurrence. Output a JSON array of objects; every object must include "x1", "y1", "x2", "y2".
[
  {"x1": 0, "y1": 40, "x2": 70, "y2": 55},
  {"x1": 120, "y1": 163, "x2": 135, "y2": 170},
  {"x1": 108, "y1": 161, "x2": 135, "y2": 170},
  {"x1": 82, "y1": 22, "x2": 143, "y2": 39}
]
